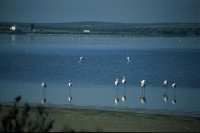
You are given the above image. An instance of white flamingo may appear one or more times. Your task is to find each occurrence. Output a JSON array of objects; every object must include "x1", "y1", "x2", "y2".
[
  {"x1": 41, "y1": 81, "x2": 47, "y2": 104},
  {"x1": 163, "y1": 80, "x2": 168, "y2": 87},
  {"x1": 121, "y1": 76, "x2": 126, "y2": 103},
  {"x1": 79, "y1": 57, "x2": 84, "y2": 64},
  {"x1": 68, "y1": 80, "x2": 72, "y2": 87},
  {"x1": 41, "y1": 81, "x2": 47, "y2": 88},
  {"x1": 122, "y1": 76, "x2": 126, "y2": 84},
  {"x1": 127, "y1": 57, "x2": 130, "y2": 64},
  {"x1": 68, "y1": 80, "x2": 73, "y2": 103},
  {"x1": 163, "y1": 80, "x2": 168, "y2": 102},
  {"x1": 140, "y1": 80, "x2": 146, "y2": 88},
  {"x1": 115, "y1": 79, "x2": 119, "y2": 86},
  {"x1": 172, "y1": 83, "x2": 177, "y2": 104},
  {"x1": 140, "y1": 80, "x2": 147, "y2": 104},
  {"x1": 172, "y1": 83, "x2": 176, "y2": 88},
  {"x1": 114, "y1": 79, "x2": 119, "y2": 105}
]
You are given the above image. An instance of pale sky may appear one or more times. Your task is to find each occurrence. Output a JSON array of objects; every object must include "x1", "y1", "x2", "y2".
[{"x1": 0, "y1": 0, "x2": 199, "y2": 23}]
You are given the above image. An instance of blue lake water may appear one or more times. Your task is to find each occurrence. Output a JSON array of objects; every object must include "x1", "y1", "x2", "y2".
[{"x1": 0, "y1": 34, "x2": 200, "y2": 115}]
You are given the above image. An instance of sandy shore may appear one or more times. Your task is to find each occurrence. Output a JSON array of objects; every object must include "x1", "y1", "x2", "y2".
[{"x1": 1, "y1": 105, "x2": 200, "y2": 132}]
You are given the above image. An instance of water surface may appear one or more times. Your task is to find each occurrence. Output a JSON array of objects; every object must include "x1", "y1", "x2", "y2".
[{"x1": 0, "y1": 34, "x2": 199, "y2": 115}]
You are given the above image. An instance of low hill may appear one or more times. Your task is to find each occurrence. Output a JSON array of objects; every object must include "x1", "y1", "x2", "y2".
[{"x1": 0, "y1": 22, "x2": 199, "y2": 36}]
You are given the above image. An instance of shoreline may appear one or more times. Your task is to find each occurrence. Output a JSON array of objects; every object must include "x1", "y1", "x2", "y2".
[
  {"x1": 0, "y1": 32, "x2": 200, "y2": 37},
  {"x1": 1, "y1": 103, "x2": 200, "y2": 132},
  {"x1": 1, "y1": 102, "x2": 200, "y2": 118}
]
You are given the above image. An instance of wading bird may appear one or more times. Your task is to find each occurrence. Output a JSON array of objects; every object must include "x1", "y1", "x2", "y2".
[
  {"x1": 121, "y1": 76, "x2": 127, "y2": 103},
  {"x1": 140, "y1": 80, "x2": 147, "y2": 104},
  {"x1": 79, "y1": 57, "x2": 84, "y2": 64},
  {"x1": 127, "y1": 57, "x2": 130, "y2": 64},
  {"x1": 163, "y1": 80, "x2": 168, "y2": 87},
  {"x1": 140, "y1": 80, "x2": 146, "y2": 88},
  {"x1": 68, "y1": 80, "x2": 73, "y2": 103},
  {"x1": 114, "y1": 79, "x2": 119, "y2": 105},
  {"x1": 163, "y1": 80, "x2": 168, "y2": 102},
  {"x1": 41, "y1": 81, "x2": 47, "y2": 104},
  {"x1": 172, "y1": 83, "x2": 177, "y2": 104}
]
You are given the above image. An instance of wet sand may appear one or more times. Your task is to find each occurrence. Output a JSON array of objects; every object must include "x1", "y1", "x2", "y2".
[
  {"x1": 48, "y1": 106, "x2": 200, "y2": 132},
  {"x1": 1, "y1": 105, "x2": 200, "y2": 132}
]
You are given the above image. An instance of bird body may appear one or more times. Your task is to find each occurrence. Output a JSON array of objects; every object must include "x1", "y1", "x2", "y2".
[
  {"x1": 172, "y1": 83, "x2": 176, "y2": 88},
  {"x1": 115, "y1": 79, "x2": 119, "y2": 86},
  {"x1": 122, "y1": 76, "x2": 126, "y2": 84},
  {"x1": 68, "y1": 80, "x2": 72, "y2": 87},
  {"x1": 140, "y1": 80, "x2": 146, "y2": 88},
  {"x1": 41, "y1": 81, "x2": 47, "y2": 88},
  {"x1": 79, "y1": 57, "x2": 84, "y2": 63},
  {"x1": 163, "y1": 80, "x2": 168, "y2": 87},
  {"x1": 127, "y1": 57, "x2": 130, "y2": 63}
]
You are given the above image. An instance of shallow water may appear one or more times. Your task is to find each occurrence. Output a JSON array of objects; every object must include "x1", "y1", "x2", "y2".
[{"x1": 0, "y1": 34, "x2": 199, "y2": 115}]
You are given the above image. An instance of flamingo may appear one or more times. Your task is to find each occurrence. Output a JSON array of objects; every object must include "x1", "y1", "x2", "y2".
[
  {"x1": 121, "y1": 76, "x2": 127, "y2": 103},
  {"x1": 41, "y1": 81, "x2": 47, "y2": 104},
  {"x1": 140, "y1": 80, "x2": 147, "y2": 104},
  {"x1": 172, "y1": 83, "x2": 177, "y2": 104},
  {"x1": 68, "y1": 80, "x2": 73, "y2": 103},
  {"x1": 163, "y1": 80, "x2": 168, "y2": 102},
  {"x1": 127, "y1": 57, "x2": 130, "y2": 64},
  {"x1": 68, "y1": 80, "x2": 72, "y2": 87},
  {"x1": 79, "y1": 57, "x2": 84, "y2": 64},
  {"x1": 172, "y1": 83, "x2": 176, "y2": 88},
  {"x1": 122, "y1": 76, "x2": 126, "y2": 84},
  {"x1": 114, "y1": 79, "x2": 119, "y2": 105},
  {"x1": 41, "y1": 81, "x2": 47, "y2": 88},
  {"x1": 140, "y1": 80, "x2": 146, "y2": 88},
  {"x1": 163, "y1": 80, "x2": 168, "y2": 87},
  {"x1": 115, "y1": 79, "x2": 119, "y2": 86}
]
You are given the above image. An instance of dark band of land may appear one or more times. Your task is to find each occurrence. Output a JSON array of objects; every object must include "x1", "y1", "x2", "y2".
[
  {"x1": 1, "y1": 104, "x2": 200, "y2": 132},
  {"x1": 0, "y1": 22, "x2": 200, "y2": 37}
]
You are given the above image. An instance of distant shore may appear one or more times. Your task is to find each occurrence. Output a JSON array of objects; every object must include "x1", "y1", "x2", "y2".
[
  {"x1": 1, "y1": 104, "x2": 200, "y2": 132},
  {"x1": 0, "y1": 22, "x2": 199, "y2": 37}
]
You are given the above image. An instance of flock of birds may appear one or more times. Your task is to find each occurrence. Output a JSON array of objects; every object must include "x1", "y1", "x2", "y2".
[
  {"x1": 40, "y1": 56, "x2": 177, "y2": 106},
  {"x1": 114, "y1": 77, "x2": 177, "y2": 105}
]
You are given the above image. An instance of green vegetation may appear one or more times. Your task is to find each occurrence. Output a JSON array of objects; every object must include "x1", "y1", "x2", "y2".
[
  {"x1": 0, "y1": 22, "x2": 199, "y2": 36},
  {"x1": 0, "y1": 96, "x2": 54, "y2": 132}
]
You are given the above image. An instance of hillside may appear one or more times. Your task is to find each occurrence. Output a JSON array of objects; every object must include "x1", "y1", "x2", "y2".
[{"x1": 0, "y1": 22, "x2": 199, "y2": 36}]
